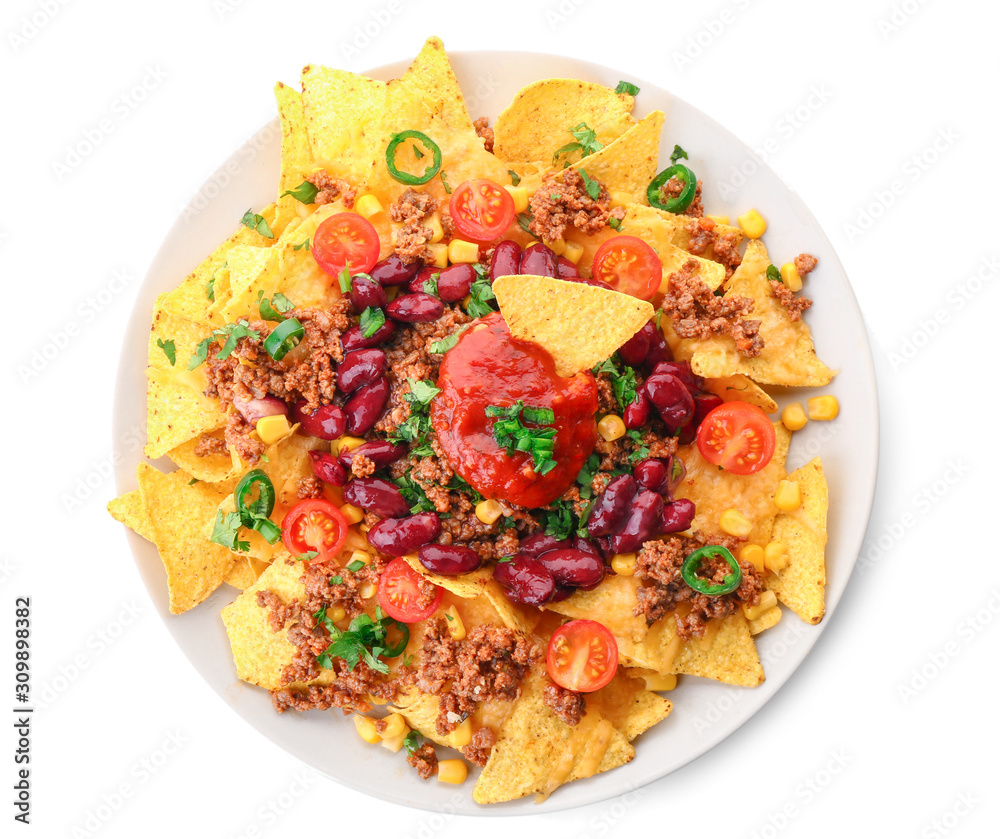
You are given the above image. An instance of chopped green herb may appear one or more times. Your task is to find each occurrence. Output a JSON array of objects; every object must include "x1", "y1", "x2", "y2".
[
  {"x1": 258, "y1": 291, "x2": 295, "y2": 322},
  {"x1": 422, "y1": 272, "x2": 440, "y2": 296},
  {"x1": 330, "y1": 575, "x2": 344, "y2": 585},
  {"x1": 615, "y1": 80, "x2": 640, "y2": 96},
  {"x1": 465, "y1": 276, "x2": 497, "y2": 318},
  {"x1": 294, "y1": 551, "x2": 319, "y2": 562},
  {"x1": 517, "y1": 212, "x2": 534, "y2": 235},
  {"x1": 766, "y1": 264, "x2": 781, "y2": 283},
  {"x1": 670, "y1": 145, "x2": 689, "y2": 164},
  {"x1": 338, "y1": 267, "x2": 353, "y2": 295},
  {"x1": 188, "y1": 478, "x2": 200, "y2": 485},
  {"x1": 627, "y1": 429, "x2": 650, "y2": 464},
  {"x1": 592, "y1": 357, "x2": 638, "y2": 411},
  {"x1": 406, "y1": 378, "x2": 441, "y2": 409},
  {"x1": 608, "y1": 216, "x2": 622, "y2": 231},
  {"x1": 240, "y1": 209, "x2": 274, "y2": 238},
  {"x1": 346, "y1": 559, "x2": 366, "y2": 573},
  {"x1": 359, "y1": 306, "x2": 386, "y2": 338},
  {"x1": 189, "y1": 320, "x2": 261, "y2": 370},
  {"x1": 294, "y1": 238, "x2": 311, "y2": 252},
  {"x1": 552, "y1": 122, "x2": 603, "y2": 164},
  {"x1": 156, "y1": 338, "x2": 176, "y2": 366},
  {"x1": 206, "y1": 261, "x2": 226, "y2": 301},
  {"x1": 486, "y1": 401, "x2": 558, "y2": 476},
  {"x1": 209, "y1": 510, "x2": 250, "y2": 553},
  {"x1": 440, "y1": 170, "x2": 453, "y2": 194},
  {"x1": 403, "y1": 730, "x2": 422, "y2": 755},
  {"x1": 508, "y1": 169, "x2": 521, "y2": 187},
  {"x1": 280, "y1": 180, "x2": 319, "y2": 204},
  {"x1": 428, "y1": 324, "x2": 469, "y2": 354},
  {"x1": 578, "y1": 168, "x2": 601, "y2": 201},
  {"x1": 314, "y1": 608, "x2": 409, "y2": 674}
]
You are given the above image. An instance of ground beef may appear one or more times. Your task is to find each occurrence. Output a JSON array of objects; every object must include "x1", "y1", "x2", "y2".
[
  {"x1": 594, "y1": 373, "x2": 618, "y2": 414},
  {"x1": 297, "y1": 475, "x2": 325, "y2": 499},
  {"x1": 416, "y1": 617, "x2": 539, "y2": 735},
  {"x1": 529, "y1": 169, "x2": 615, "y2": 242},
  {"x1": 661, "y1": 177, "x2": 704, "y2": 218},
  {"x1": 769, "y1": 280, "x2": 813, "y2": 322},
  {"x1": 270, "y1": 659, "x2": 398, "y2": 714},
  {"x1": 473, "y1": 116, "x2": 494, "y2": 153},
  {"x1": 794, "y1": 253, "x2": 818, "y2": 275},
  {"x1": 461, "y1": 726, "x2": 497, "y2": 767},
  {"x1": 350, "y1": 453, "x2": 377, "y2": 478},
  {"x1": 224, "y1": 414, "x2": 266, "y2": 464},
  {"x1": 633, "y1": 534, "x2": 763, "y2": 640},
  {"x1": 684, "y1": 217, "x2": 743, "y2": 279},
  {"x1": 661, "y1": 261, "x2": 763, "y2": 357},
  {"x1": 193, "y1": 433, "x2": 228, "y2": 457},
  {"x1": 543, "y1": 682, "x2": 585, "y2": 726},
  {"x1": 306, "y1": 169, "x2": 356, "y2": 208},
  {"x1": 406, "y1": 743, "x2": 439, "y2": 779},
  {"x1": 389, "y1": 189, "x2": 439, "y2": 264}
]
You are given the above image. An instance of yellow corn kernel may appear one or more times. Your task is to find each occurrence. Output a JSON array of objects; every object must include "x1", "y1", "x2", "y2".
[
  {"x1": 774, "y1": 480, "x2": 801, "y2": 512},
  {"x1": 781, "y1": 402, "x2": 808, "y2": 432},
  {"x1": 764, "y1": 541, "x2": 788, "y2": 574},
  {"x1": 563, "y1": 240, "x2": 585, "y2": 264},
  {"x1": 779, "y1": 262, "x2": 803, "y2": 292},
  {"x1": 738, "y1": 543, "x2": 766, "y2": 574},
  {"x1": 475, "y1": 499, "x2": 502, "y2": 525},
  {"x1": 807, "y1": 395, "x2": 840, "y2": 421},
  {"x1": 505, "y1": 184, "x2": 529, "y2": 213},
  {"x1": 340, "y1": 503, "x2": 365, "y2": 525},
  {"x1": 641, "y1": 672, "x2": 677, "y2": 691},
  {"x1": 437, "y1": 759, "x2": 468, "y2": 785},
  {"x1": 380, "y1": 712, "x2": 409, "y2": 741},
  {"x1": 547, "y1": 237, "x2": 567, "y2": 256},
  {"x1": 427, "y1": 242, "x2": 449, "y2": 268},
  {"x1": 742, "y1": 589, "x2": 778, "y2": 621},
  {"x1": 719, "y1": 508, "x2": 752, "y2": 539},
  {"x1": 737, "y1": 208, "x2": 767, "y2": 239},
  {"x1": 380, "y1": 733, "x2": 406, "y2": 753},
  {"x1": 325, "y1": 605, "x2": 347, "y2": 623},
  {"x1": 444, "y1": 604, "x2": 466, "y2": 641},
  {"x1": 353, "y1": 714, "x2": 380, "y2": 744},
  {"x1": 450, "y1": 717, "x2": 473, "y2": 748},
  {"x1": 348, "y1": 549, "x2": 372, "y2": 567},
  {"x1": 354, "y1": 193, "x2": 384, "y2": 220},
  {"x1": 332, "y1": 435, "x2": 365, "y2": 456},
  {"x1": 597, "y1": 414, "x2": 626, "y2": 442},
  {"x1": 359, "y1": 581, "x2": 377, "y2": 599},
  {"x1": 609, "y1": 190, "x2": 633, "y2": 209},
  {"x1": 425, "y1": 212, "x2": 445, "y2": 244},
  {"x1": 461, "y1": 293, "x2": 472, "y2": 309},
  {"x1": 611, "y1": 552, "x2": 637, "y2": 576},
  {"x1": 448, "y1": 238, "x2": 480, "y2": 264},
  {"x1": 366, "y1": 693, "x2": 390, "y2": 706},
  {"x1": 706, "y1": 214, "x2": 730, "y2": 226},
  {"x1": 256, "y1": 414, "x2": 292, "y2": 445},
  {"x1": 343, "y1": 527, "x2": 369, "y2": 553}
]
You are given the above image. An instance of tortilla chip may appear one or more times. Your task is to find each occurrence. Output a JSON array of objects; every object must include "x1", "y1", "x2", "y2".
[
  {"x1": 569, "y1": 111, "x2": 664, "y2": 204},
  {"x1": 135, "y1": 462, "x2": 236, "y2": 614},
  {"x1": 166, "y1": 433, "x2": 237, "y2": 484},
  {"x1": 223, "y1": 557, "x2": 264, "y2": 591},
  {"x1": 748, "y1": 605, "x2": 783, "y2": 635},
  {"x1": 637, "y1": 205, "x2": 744, "y2": 261},
  {"x1": 493, "y1": 79, "x2": 635, "y2": 168},
  {"x1": 702, "y1": 374, "x2": 778, "y2": 413},
  {"x1": 673, "y1": 613, "x2": 764, "y2": 686},
  {"x1": 107, "y1": 489, "x2": 155, "y2": 543},
  {"x1": 494, "y1": 275, "x2": 653, "y2": 376},
  {"x1": 768, "y1": 458, "x2": 828, "y2": 624}
]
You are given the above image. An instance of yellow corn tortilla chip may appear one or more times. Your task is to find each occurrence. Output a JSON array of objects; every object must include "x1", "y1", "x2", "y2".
[
  {"x1": 107, "y1": 489, "x2": 154, "y2": 543},
  {"x1": 768, "y1": 458, "x2": 828, "y2": 624},
  {"x1": 702, "y1": 373, "x2": 778, "y2": 413},
  {"x1": 166, "y1": 433, "x2": 237, "y2": 484},
  {"x1": 673, "y1": 613, "x2": 764, "y2": 686},
  {"x1": 748, "y1": 605, "x2": 783, "y2": 635},
  {"x1": 569, "y1": 111, "x2": 664, "y2": 204},
  {"x1": 635, "y1": 204, "x2": 744, "y2": 262},
  {"x1": 135, "y1": 462, "x2": 236, "y2": 614},
  {"x1": 493, "y1": 79, "x2": 635, "y2": 168},
  {"x1": 223, "y1": 557, "x2": 266, "y2": 591},
  {"x1": 494, "y1": 275, "x2": 653, "y2": 376}
]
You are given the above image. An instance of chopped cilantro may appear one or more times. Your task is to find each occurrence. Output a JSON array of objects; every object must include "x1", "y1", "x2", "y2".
[
  {"x1": 486, "y1": 401, "x2": 557, "y2": 476},
  {"x1": 346, "y1": 559, "x2": 366, "y2": 573},
  {"x1": 359, "y1": 306, "x2": 386, "y2": 338},
  {"x1": 387, "y1": 377, "x2": 439, "y2": 451},
  {"x1": 592, "y1": 357, "x2": 638, "y2": 411},
  {"x1": 240, "y1": 209, "x2": 274, "y2": 238},
  {"x1": 422, "y1": 271, "x2": 440, "y2": 296},
  {"x1": 156, "y1": 338, "x2": 176, "y2": 366},
  {"x1": 330, "y1": 575, "x2": 344, "y2": 585},
  {"x1": 206, "y1": 261, "x2": 226, "y2": 301},
  {"x1": 627, "y1": 429, "x2": 650, "y2": 464},
  {"x1": 766, "y1": 264, "x2": 781, "y2": 283},
  {"x1": 670, "y1": 144, "x2": 689, "y2": 164},
  {"x1": 508, "y1": 169, "x2": 521, "y2": 186},
  {"x1": 552, "y1": 122, "x2": 603, "y2": 164},
  {"x1": 258, "y1": 291, "x2": 295, "y2": 322},
  {"x1": 338, "y1": 267, "x2": 353, "y2": 295},
  {"x1": 576, "y1": 452, "x2": 601, "y2": 500},
  {"x1": 294, "y1": 237, "x2": 311, "y2": 252},
  {"x1": 188, "y1": 320, "x2": 261, "y2": 370},
  {"x1": 465, "y1": 275, "x2": 497, "y2": 318},
  {"x1": 403, "y1": 730, "x2": 422, "y2": 755},
  {"x1": 516, "y1": 212, "x2": 534, "y2": 235},
  {"x1": 608, "y1": 216, "x2": 622, "y2": 231},
  {"x1": 615, "y1": 80, "x2": 640, "y2": 96},
  {"x1": 209, "y1": 510, "x2": 250, "y2": 553},
  {"x1": 440, "y1": 170, "x2": 453, "y2": 194},
  {"x1": 393, "y1": 472, "x2": 438, "y2": 514},
  {"x1": 428, "y1": 324, "x2": 469, "y2": 354},
  {"x1": 280, "y1": 180, "x2": 319, "y2": 204},
  {"x1": 292, "y1": 551, "x2": 319, "y2": 562},
  {"x1": 406, "y1": 378, "x2": 441, "y2": 409},
  {"x1": 314, "y1": 607, "x2": 409, "y2": 674},
  {"x1": 578, "y1": 168, "x2": 601, "y2": 201}
]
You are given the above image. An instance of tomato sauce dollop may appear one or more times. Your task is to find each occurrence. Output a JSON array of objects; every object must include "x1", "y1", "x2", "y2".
[{"x1": 431, "y1": 314, "x2": 598, "y2": 509}]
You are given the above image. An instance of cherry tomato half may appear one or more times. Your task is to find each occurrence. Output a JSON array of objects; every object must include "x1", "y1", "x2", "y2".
[
  {"x1": 695, "y1": 401, "x2": 776, "y2": 475},
  {"x1": 546, "y1": 619, "x2": 619, "y2": 693},
  {"x1": 281, "y1": 499, "x2": 349, "y2": 561},
  {"x1": 377, "y1": 557, "x2": 444, "y2": 623},
  {"x1": 312, "y1": 212, "x2": 380, "y2": 278},
  {"x1": 591, "y1": 235, "x2": 662, "y2": 301},
  {"x1": 449, "y1": 178, "x2": 516, "y2": 243}
]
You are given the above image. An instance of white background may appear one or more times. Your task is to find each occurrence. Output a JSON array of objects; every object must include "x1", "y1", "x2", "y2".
[{"x1": 3, "y1": 0, "x2": 996, "y2": 837}]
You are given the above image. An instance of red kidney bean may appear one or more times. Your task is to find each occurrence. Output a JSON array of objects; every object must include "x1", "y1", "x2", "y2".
[
  {"x1": 692, "y1": 391, "x2": 724, "y2": 427},
  {"x1": 548, "y1": 584, "x2": 575, "y2": 603},
  {"x1": 338, "y1": 440, "x2": 407, "y2": 472},
  {"x1": 344, "y1": 478, "x2": 411, "y2": 518},
  {"x1": 493, "y1": 555, "x2": 555, "y2": 605},
  {"x1": 232, "y1": 395, "x2": 288, "y2": 425},
  {"x1": 370, "y1": 255, "x2": 421, "y2": 287},
  {"x1": 661, "y1": 498, "x2": 695, "y2": 534},
  {"x1": 341, "y1": 319, "x2": 396, "y2": 352},
  {"x1": 556, "y1": 256, "x2": 580, "y2": 279},
  {"x1": 367, "y1": 512, "x2": 441, "y2": 556},
  {"x1": 407, "y1": 266, "x2": 438, "y2": 295},
  {"x1": 308, "y1": 450, "x2": 347, "y2": 487},
  {"x1": 337, "y1": 349, "x2": 387, "y2": 394},
  {"x1": 587, "y1": 474, "x2": 638, "y2": 537},
  {"x1": 651, "y1": 360, "x2": 702, "y2": 395},
  {"x1": 623, "y1": 390, "x2": 651, "y2": 430},
  {"x1": 634, "y1": 458, "x2": 670, "y2": 494},
  {"x1": 643, "y1": 328, "x2": 673, "y2": 369},
  {"x1": 596, "y1": 536, "x2": 613, "y2": 558},
  {"x1": 619, "y1": 324, "x2": 652, "y2": 367},
  {"x1": 572, "y1": 535, "x2": 603, "y2": 559},
  {"x1": 435, "y1": 263, "x2": 477, "y2": 302},
  {"x1": 519, "y1": 242, "x2": 557, "y2": 277},
  {"x1": 520, "y1": 533, "x2": 572, "y2": 558},
  {"x1": 417, "y1": 544, "x2": 483, "y2": 575},
  {"x1": 344, "y1": 376, "x2": 389, "y2": 435},
  {"x1": 350, "y1": 276, "x2": 387, "y2": 312},
  {"x1": 536, "y1": 549, "x2": 604, "y2": 587},
  {"x1": 610, "y1": 490, "x2": 664, "y2": 554},
  {"x1": 489, "y1": 240, "x2": 521, "y2": 281},
  {"x1": 644, "y1": 371, "x2": 695, "y2": 427},
  {"x1": 291, "y1": 402, "x2": 347, "y2": 440},
  {"x1": 386, "y1": 292, "x2": 445, "y2": 323}
]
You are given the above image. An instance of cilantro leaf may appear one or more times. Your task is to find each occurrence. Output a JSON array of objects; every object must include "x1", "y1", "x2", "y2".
[
  {"x1": 359, "y1": 306, "x2": 386, "y2": 338},
  {"x1": 206, "y1": 261, "x2": 226, "y2": 301},
  {"x1": 552, "y1": 122, "x2": 603, "y2": 164},
  {"x1": 294, "y1": 238, "x2": 311, "y2": 252},
  {"x1": 766, "y1": 264, "x2": 781, "y2": 283},
  {"x1": 240, "y1": 209, "x2": 274, "y2": 238},
  {"x1": 465, "y1": 275, "x2": 497, "y2": 318},
  {"x1": 627, "y1": 429, "x2": 650, "y2": 464},
  {"x1": 592, "y1": 357, "x2": 638, "y2": 411},
  {"x1": 486, "y1": 401, "x2": 558, "y2": 475},
  {"x1": 314, "y1": 609, "x2": 409, "y2": 674},
  {"x1": 403, "y1": 730, "x2": 422, "y2": 756},
  {"x1": 406, "y1": 378, "x2": 441, "y2": 409},
  {"x1": 156, "y1": 338, "x2": 176, "y2": 366},
  {"x1": 440, "y1": 170, "x2": 453, "y2": 194},
  {"x1": 210, "y1": 510, "x2": 250, "y2": 553},
  {"x1": 258, "y1": 292, "x2": 295, "y2": 322},
  {"x1": 508, "y1": 169, "x2": 521, "y2": 187},
  {"x1": 188, "y1": 320, "x2": 261, "y2": 370},
  {"x1": 615, "y1": 80, "x2": 640, "y2": 96},
  {"x1": 578, "y1": 168, "x2": 601, "y2": 201},
  {"x1": 670, "y1": 145, "x2": 689, "y2": 164},
  {"x1": 280, "y1": 180, "x2": 319, "y2": 204},
  {"x1": 608, "y1": 216, "x2": 622, "y2": 231},
  {"x1": 516, "y1": 212, "x2": 534, "y2": 235},
  {"x1": 428, "y1": 324, "x2": 469, "y2": 354}
]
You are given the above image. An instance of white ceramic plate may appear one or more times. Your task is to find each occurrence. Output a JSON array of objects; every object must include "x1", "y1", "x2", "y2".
[{"x1": 113, "y1": 49, "x2": 879, "y2": 815}]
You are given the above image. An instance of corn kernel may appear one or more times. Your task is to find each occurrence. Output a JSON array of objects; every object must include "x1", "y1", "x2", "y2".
[
  {"x1": 384, "y1": 285, "x2": 400, "y2": 303},
  {"x1": 325, "y1": 605, "x2": 347, "y2": 623},
  {"x1": 425, "y1": 212, "x2": 445, "y2": 244},
  {"x1": 256, "y1": 414, "x2": 292, "y2": 445},
  {"x1": 706, "y1": 214, "x2": 730, "y2": 226},
  {"x1": 353, "y1": 714, "x2": 380, "y2": 744},
  {"x1": 348, "y1": 549, "x2": 372, "y2": 567},
  {"x1": 807, "y1": 395, "x2": 839, "y2": 421},
  {"x1": 475, "y1": 499, "x2": 502, "y2": 525},
  {"x1": 597, "y1": 414, "x2": 626, "y2": 442},
  {"x1": 504, "y1": 184, "x2": 529, "y2": 213},
  {"x1": 343, "y1": 527, "x2": 369, "y2": 552},
  {"x1": 774, "y1": 480, "x2": 801, "y2": 512},
  {"x1": 366, "y1": 693, "x2": 391, "y2": 706},
  {"x1": 380, "y1": 712, "x2": 409, "y2": 740},
  {"x1": 444, "y1": 605, "x2": 466, "y2": 641},
  {"x1": 450, "y1": 717, "x2": 473, "y2": 748},
  {"x1": 641, "y1": 672, "x2": 677, "y2": 691},
  {"x1": 737, "y1": 208, "x2": 767, "y2": 239},
  {"x1": 354, "y1": 193, "x2": 384, "y2": 220},
  {"x1": 380, "y1": 733, "x2": 406, "y2": 753},
  {"x1": 779, "y1": 262, "x2": 803, "y2": 292},
  {"x1": 609, "y1": 190, "x2": 633, "y2": 209},
  {"x1": 340, "y1": 503, "x2": 365, "y2": 525},
  {"x1": 781, "y1": 402, "x2": 808, "y2": 432},
  {"x1": 743, "y1": 589, "x2": 778, "y2": 621},
  {"x1": 563, "y1": 240, "x2": 585, "y2": 264},
  {"x1": 461, "y1": 293, "x2": 472, "y2": 309},
  {"x1": 448, "y1": 238, "x2": 480, "y2": 264},
  {"x1": 427, "y1": 242, "x2": 449, "y2": 268},
  {"x1": 546, "y1": 237, "x2": 567, "y2": 256},
  {"x1": 359, "y1": 581, "x2": 377, "y2": 599},
  {"x1": 764, "y1": 541, "x2": 788, "y2": 573},
  {"x1": 611, "y1": 553, "x2": 637, "y2": 576},
  {"x1": 437, "y1": 759, "x2": 468, "y2": 785},
  {"x1": 738, "y1": 543, "x2": 766, "y2": 574},
  {"x1": 719, "y1": 508, "x2": 752, "y2": 538},
  {"x1": 332, "y1": 435, "x2": 365, "y2": 456}
]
